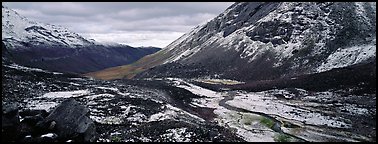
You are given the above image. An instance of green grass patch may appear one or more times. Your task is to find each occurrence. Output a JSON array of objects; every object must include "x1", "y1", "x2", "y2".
[
  {"x1": 111, "y1": 135, "x2": 122, "y2": 142},
  {"x1": 274, "y1": 133, "x2": 291, "y2": 142},
  {"x1": 260, "y1": 117, "x2": 275, "y2": 128}
]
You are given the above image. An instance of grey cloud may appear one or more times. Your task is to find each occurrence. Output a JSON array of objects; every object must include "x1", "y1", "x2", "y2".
[
  {"x1": 3, "y1": 2, "x2": 233, "y2": 47},
  {"x1": 4, "y1": 2, "x2": 232, "y2": 31}
]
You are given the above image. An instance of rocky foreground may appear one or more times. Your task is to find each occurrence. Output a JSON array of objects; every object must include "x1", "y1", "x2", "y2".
[
  {"x1": 2, "y1": 62, "x2": 376, "y2": 142},
  {"x1": 2, "y1": 62, "x2": 243, "y2": 142},
  {"x1": 3, "y1": 99, "x2": 95, "y2": 142}
]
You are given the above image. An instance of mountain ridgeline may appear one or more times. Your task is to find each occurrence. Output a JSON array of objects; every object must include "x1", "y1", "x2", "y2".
[
  {"x1": 2, "y1": 6, "x2": 160, "y2": 74},
  {"x1": 87, "y1": 2, "x2": 376, "y2": 81}
]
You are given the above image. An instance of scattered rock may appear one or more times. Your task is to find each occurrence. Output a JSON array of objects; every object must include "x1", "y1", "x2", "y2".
[
  {"x1": 272, "y1": 122, "x2": 282, "y2": 132},
  {"x1": 22, "y1": 114, "x2": 45, "y2": 126},
  {"x1": 3, "y1": 99, "x2": 97, "y2": 142},
  {"x1": 50, "y1": 120, "x2": 57, "y2": 129},
  {"x1": 40, "y1": 98, "x2": 97, "y2": 142},
  {"x1": 18, "y1": 109, "x2": 49, "y2": 137}
]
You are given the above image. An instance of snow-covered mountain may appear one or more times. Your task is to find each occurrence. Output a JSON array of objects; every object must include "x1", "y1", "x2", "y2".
[
  {"x1": 2, "y1": 6, "x2": 160, "y2": 74},
  {"x1": 2, "y1": 6, "x2": 95, "y2": 49},
  {"x1": 88, "y1": 2, "x2": 376, "y2": 81}
]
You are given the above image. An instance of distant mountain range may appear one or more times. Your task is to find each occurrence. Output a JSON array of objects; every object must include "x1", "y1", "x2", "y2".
[
  {"x1": 2, "y1": 6, "x2": 160, "y2": 74},
  {"x1": 87, "y1": 2, "x2": 376, "y2": 81}
]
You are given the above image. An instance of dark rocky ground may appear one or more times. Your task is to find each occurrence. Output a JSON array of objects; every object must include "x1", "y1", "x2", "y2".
[
  {"x1": 1, "y1": 60, "x2": 244, "y2": 142},
  {"x1": 2, "y1": 48, "x2": 375, "y2": 142}
]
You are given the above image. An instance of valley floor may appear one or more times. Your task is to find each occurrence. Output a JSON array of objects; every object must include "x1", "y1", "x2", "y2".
[{"x1": 2, "y1": 63, "x2": 376, "y2": 142}]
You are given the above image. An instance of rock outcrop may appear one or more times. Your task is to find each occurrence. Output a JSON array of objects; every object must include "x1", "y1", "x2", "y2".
[
  {"x1": 38, "y1": 98, "x2": 97, "y2": 142},
  {"x1": 2, "y1": 99, "x2": 97, "y2": 142}
]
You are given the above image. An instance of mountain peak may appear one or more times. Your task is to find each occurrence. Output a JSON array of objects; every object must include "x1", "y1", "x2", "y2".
[
  {"x1": 2, "y1": 6, "x2": 95, "y2": 49},
  {"x1": 2, "y1": 6, "x2": 161, "y2": 74}
]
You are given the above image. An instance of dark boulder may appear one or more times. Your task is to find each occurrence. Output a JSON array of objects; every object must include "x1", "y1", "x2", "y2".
[
  {"x1": 2, "y1": 102, "x2": 20, "y2": 142},
  {"x1": 18, "y1": 109, "x2": 49, "y2": 137},
  {"x1": 39, "y1": 98, "x2": 97, "y2": 142},
  {"x1": 272, "y1": 122, "x2": 282, "y2": 133},
  {"x1": 20, "y1": 114, "x2": 46, "y2": 137},
  {"x1": 22, "y1": 114, "x2": 45, "y2": 126},
  {"x1": 19, "y1": 121, "x2": 36, "y2": 138}
]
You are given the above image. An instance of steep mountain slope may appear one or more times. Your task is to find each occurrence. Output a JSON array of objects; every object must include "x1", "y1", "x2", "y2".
[
  {"x1": 88, "y1": 2, "x2": 376, "y2": 81},
  {"x1": 2, "y1": 6, "x2": 160, "y2": 74}
]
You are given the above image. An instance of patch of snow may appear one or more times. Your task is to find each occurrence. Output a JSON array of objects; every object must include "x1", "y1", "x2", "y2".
[
  {"x1": 25, "y1": 101, "x2": 58, "y2": 112},
  {"x1": 191, "y1": 97, "x2": 221, "y2": 109},
  {"x1": 172, "y1": 81, "x2": 281, "y2": 142},
  {"x1": 68, "y1": 78, "x2": 86, "y2": 81},
  {"x1": 170, "y1": 78, "x2": 220, "y2": 98},
  {"x1": 96, "y1": 86, "x2": 119, "y2": 91},
  {"x1": 160, "y1": 128, "x2": 194, "y2": 142},
  {"x1": 339, "y1": 103, "x2": 369, "y2": 115},
  {"x1": 40, "y1": 133, "x2": 56, "y2": 138},
  {"x1": 214, "y1": 107, "x2": 276, "y2": 142},
  {"x1": 194, "y1": 78, "x2": 245, "y2": 85},
  {"x1": 6, "y1": 63, "x2": 46, "y2": 72},
  {"x1": 121, "y1": 105, "x2": 136, "y2": 115},
  {"x1": 90, "y1": 115, "x2": 124, "y2": 125},
  {"x1": 52, "y1": 72, "x2": 63, "y2": 75},
  {"x1": 117, "y1": 92, "x2": 136, "y2": 98},
  {"x1": 165, "y1": 104, "x2": 205, "y2": 122},
  {"x1": 148, "y1": 109, "x2": 177, "y2": 122},
  {"x1": 138, "y1": 136, "x2": 152, "y2": 142},
  {"x1": 126, "y1": 113, "x2": 147, "y2": 123},
  {"x1": 97, "y1": 138, "x2": 111, "y2": 142},
  {"x1": 316, "y1": 42, "x2": 376, "y2": 72},
  {"x1": 227, "y1": 91, "x2": 351, "y2": 128},
  {"x1": 235, "y1": 127, "x2": 276, "y2": 142},
  {"x1": 69, "y1": 82, "x2": 80, "y2": 86},
  {"x1": 266, "y1": 89, "x2": 307, "y2": 99},
  {"x1": 110, "y1": 131, "x2": 122, "y2": 136},
  {"x1": 41, "y1": 89, "x2": 91, "y2": 99},
  {"x1": 354, "y1": 2, "x2": 371, "y2": 26}
]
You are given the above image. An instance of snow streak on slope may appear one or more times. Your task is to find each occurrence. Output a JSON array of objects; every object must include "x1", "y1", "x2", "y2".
[
  {"x1": 130, "y1": 2, "x2": 375, "y2": 81},
  {"x1": 316, "y1": 41, "x2": 376, "y2": 72},
  {"x1": 5, "y1": 63, "x2": 62, "y2": 74},
  {"x1": 167, "y1": 3, "x2": 343, "y2": 66}
]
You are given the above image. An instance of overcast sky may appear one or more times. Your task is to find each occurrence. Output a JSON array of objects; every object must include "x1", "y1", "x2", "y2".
[{"x1": 3, "y1": 2, "x2": 233, "y2": 48}]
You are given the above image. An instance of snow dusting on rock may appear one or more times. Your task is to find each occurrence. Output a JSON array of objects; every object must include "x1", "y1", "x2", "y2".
[{"x1": 2, "y1": 6, "x2": 95, "y2": 49}]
